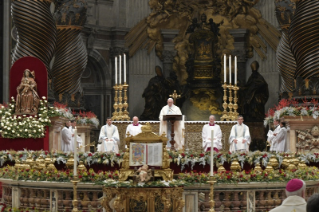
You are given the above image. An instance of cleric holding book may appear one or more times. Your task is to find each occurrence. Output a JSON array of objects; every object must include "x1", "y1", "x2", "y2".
[
  {"x1": 229, "y1": 115, "x2": 251, "y2": 152},
  {"x1": 126, "y1": 116, "x2": 142, "y2": 137},
  {"x1": 202, "y1": 115, "x2": 222, "y2": 152},
  {"x1": 98, "y1": 117, "x2": 120, "y2": 153},
  {"x1": 159, "y1": 98, "x2": 184, "y2": 150}
]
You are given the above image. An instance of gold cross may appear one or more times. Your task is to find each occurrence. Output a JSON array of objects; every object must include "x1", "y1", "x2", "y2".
[{"x1": 169, "y1": 90, "x2": 181, "y2": 104}]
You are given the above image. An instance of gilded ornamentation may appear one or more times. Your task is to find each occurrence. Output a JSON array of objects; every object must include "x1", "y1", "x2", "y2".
[
  {"x1": 101, "y1": 187, "x2": 184, "y2": 212},
  {"x1": 125, "y1": 0, "x2": 280, "y2": 84},
  {"x1": 190, "y1": 89, "x2": 221, "y2": 115},
  {"x1": 15, "y1": 69, "x2": 40, "y2": 115},
  {"x1": 296, "y1": 126, "x2": 319, "y2": 153}
]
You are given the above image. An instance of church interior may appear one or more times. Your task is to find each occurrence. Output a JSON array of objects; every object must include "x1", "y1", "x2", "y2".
[{"x1": 1, "y1": 0, "x2": 319, "y2": 211}]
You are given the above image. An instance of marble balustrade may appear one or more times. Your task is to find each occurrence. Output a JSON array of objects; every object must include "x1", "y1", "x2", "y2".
[{"x1": 1, "y1": 179, "x2": 318, "y2": 212}]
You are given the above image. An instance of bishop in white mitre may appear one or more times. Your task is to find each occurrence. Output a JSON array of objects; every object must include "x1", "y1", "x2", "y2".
[
  {"x1": 126, "y1": 116, "x2": 142, "y2": 137},
  {"x1": 202, "y1": 115, "x2": 222, "y2": 152},
  {"x1": 267, "y1": 119, "x2": 281, "y2": 152},
  {"x1": 61, "y1": 120, "x2": 73, "y2": 152},
  {"x1": 70, "y1": 120, "x2": 83, "y2": 149},
  {"x1": 273, "y1": 121, "x2": 288, "y2": 153},
  {"x1": 98, "y1": 117, "x2": 120, "y2": 153},
  {"x1": 229, "y1": 115, "x2": 251, "y2": 152},
  {"x1": 159, "y1": 98, "x2": 184, "y2": 150}
]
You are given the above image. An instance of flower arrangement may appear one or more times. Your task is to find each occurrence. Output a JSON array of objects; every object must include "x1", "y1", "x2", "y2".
[
  {"x1": 0, "y1": 97, "x2": 58, "y2": 138},
  {"x1": 264, "y1": 98, "x2": 319, "y2": 126},
  {"x1": 75, "y1": 110, "x2": 100, "y2": 128},
  {"x1": 53, "y1": 102, "x2": 73, "y2": 119}
]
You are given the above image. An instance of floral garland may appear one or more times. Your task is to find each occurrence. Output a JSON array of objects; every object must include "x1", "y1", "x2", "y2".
[
  {"x1": 0, "y1": 97, "x2": 59, "y2": 138},
  {"x1": 75, "y1": 110, "x2": 100, "y2": 128},
  {"x1": 178, "y1": 167, "x2": 319, "y2": 184},
  {"x1": 264, "y1": 98, "x2": 319, "y2": 126}
]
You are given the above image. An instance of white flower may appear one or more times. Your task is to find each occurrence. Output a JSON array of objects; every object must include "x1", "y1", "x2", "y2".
[
  {"x1": 11, "y1": 96, "x2": 14, "y2": 100},
  {"x1": 38, "y1": 129, "x2": 41, "y2": 132},
  {"x1": 41, "y1": 133, "x2": 44, "y2": 136},
  {"x1": 1, "y1": 106, "x2": 4, "y2": 108},
  {"x1": 23, "y1": 115, "x2": 26, "y2": 117},
  {"x1": 10, "y1": 105, "x2": 14, "y2": 108},
  {"x1": 17, "y1": 134, "x2": 20, "y2": 136},
  {"x1": 0, "y1": 130, "x2": 2, "y2": 133},
  {"x1": 12, "y1": 130, "x2": 15, "y2": 133},
  {"x1": 44, "y1": 100, "x2": 47, "y2": 103},
  {"x1": 34, "y1": 115, "x2": 37, "y2": 118},
  {"x1": 33, "y1": 130, "x2": 36, "y2": 133},
  {"x1": 25, "y1": 129, "x2": 27, "y2": 132},
  {"x1": 42, "y1": 96, "x2": 46, "y2": 99},
  {"x1": 29, "y1": 134, "x2": 31, "y2": 137}
]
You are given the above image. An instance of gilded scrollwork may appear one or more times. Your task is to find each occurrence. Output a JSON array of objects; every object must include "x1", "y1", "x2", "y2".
[{"x1": 296, "y1": 126, "x2": 319, "y2": 154}]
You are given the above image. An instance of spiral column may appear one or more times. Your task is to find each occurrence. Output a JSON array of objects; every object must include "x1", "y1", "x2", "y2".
[
  {"x1": 289, "y1": 0, "x2": 319, "y2": 79},
  {"x1": 11, "y1": 0, "x2": 56, "y2": 78},
  {"x1": 52, "y1": 0, "x2": 88, "y2": 107}
]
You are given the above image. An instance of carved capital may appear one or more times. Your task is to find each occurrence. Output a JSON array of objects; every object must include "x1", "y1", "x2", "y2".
[
  {"x1": 162, "y1": 50, "x2": 176, "y2": 63},
  {"x1": 110, "y1": 47, "x2": 125, "y2": 57}
]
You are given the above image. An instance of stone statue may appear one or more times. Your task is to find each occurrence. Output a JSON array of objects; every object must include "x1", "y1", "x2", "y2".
[
  {"x1": 140, "y1": 66, "x2": 182, "y2": 120},
  {"x1": 15, "y1": 69, "x2": 40, "y2": 115},
  {"x1": 240, "y1": 61, "x2": 269, "y2": 122},
  {"x1": 208, "y1": 18, "x2": 223, "y2": 36}
]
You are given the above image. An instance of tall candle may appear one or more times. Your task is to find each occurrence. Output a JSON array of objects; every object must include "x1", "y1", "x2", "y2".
[
  {"x1": 229, "y1": 55, "x2": 232, "y2": 84},
  {"x1": 210, "y1": 130, "x2": 214, "y2": 176},
  {"x1": 115, "y1": 56, "x2": 118, "y2": 84},
  {"x1": 235, "y1": 56, "x2": 237, "y2": 85},
  {"x1": 119, "y1": 55, "x2": 122, "y2": 84},
  {"x1": 73, "y1": 127, "x2": 77, "y2": 177},
  {"x1": 224, "y1": 54, "x2": 226, "y2": 83},
  {"x1": 124, "y1": 53, "x2": 126, "y2": 83}
]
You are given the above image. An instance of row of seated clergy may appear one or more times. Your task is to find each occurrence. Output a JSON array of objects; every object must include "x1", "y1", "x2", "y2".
[{"x1": 61, "y1": 120, "x2": 83, "y2": 152}]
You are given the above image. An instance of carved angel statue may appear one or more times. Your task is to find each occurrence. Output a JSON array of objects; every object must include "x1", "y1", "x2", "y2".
[{"x1": 15, "y1": 69, "x2": 40, "y2": 115}]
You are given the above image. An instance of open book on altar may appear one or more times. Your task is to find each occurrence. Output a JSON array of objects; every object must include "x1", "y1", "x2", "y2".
[{"x1": 129, "y1": 142, "x2": 163, "y2": 166}]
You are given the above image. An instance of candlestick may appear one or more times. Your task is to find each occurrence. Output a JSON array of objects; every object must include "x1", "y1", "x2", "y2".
[
  {"x1": 119, "y1": 55, "x2": 122, "y2": 85},
  {"x1": 210, "y1": 130, "x2": 214, "y2": 176},
  {"x1": 235, "y1": 56, "x2": 237, "y2": 85},
  {"x1": 208, "y1": 178, "x2": 216, "y2": 212},
  {"x1": 124, "y1": 53, "x2": 126, "y2": 83},
  {"x1": 224, "y1": 54, "x2": 226, "y2": 83},
  {"x1": 115, "y1": 57, "x2": 117, "y2": 85},
  {"x1": 112, "y1": 85, "x2": 119, "y2": 120},
  {"x1": 122, "y1": 83, "x2": 130, "y2": 121},
  {"x1": 228, "y1": 84, "x2": 234, "y2": 121},
  {"x1": 229, "y1": 55, "x2": 231, "y2": 84},
  {"x1": 220, "y1": 83, "x2": 229, "y2": 121},
  {"x1": 71, "y1": 176, "x2": 79, "y2": 212},
  {"x1": 73, "y1": 127, "x2": 77, "y2": 177}
]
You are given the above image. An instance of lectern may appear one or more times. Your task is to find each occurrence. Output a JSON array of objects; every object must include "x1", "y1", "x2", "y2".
[{"x1": 163, "y1": 114, "x2": 182, "y2": 151}]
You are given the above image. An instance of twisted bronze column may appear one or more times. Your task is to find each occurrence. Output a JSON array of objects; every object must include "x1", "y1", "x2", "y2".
[
  {"x1": 11, "y1": 0, "x2": 56, "y2": 78},
  {"x1": 52, "y1": 0, "x2": 88, "y2": 104},
  {"x1": 289, "y1": 0, "x2": 319, "y2": 78}
]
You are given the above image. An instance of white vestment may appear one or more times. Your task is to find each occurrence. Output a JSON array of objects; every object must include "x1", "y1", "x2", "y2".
[
  {"x1": 229, "y1": 123, "x2": 251, "y2": 152},
  {"x1": 269, "y1": 196, "x2": 306, "y2": 212},
  {"x1": 61, "y1": 126, "x2": 73, "y2": 152},
  {"x1": 202, "y1": 123, "x2": 222, "y2": 151},
  {"x1": 98, "y1": 124, "x2": 120, "y2": 153},
  {"x1": 125, "y1": 124, "x2": 142, "y2": 137},
  {"x1": 267, "y1": 125, "x2": 281, "y2": 151},
  {"x1": 70, "y1": 126, "x2": 83, "y2": 148},
  {"x1": 273, "y1": 127, "x2": 287, "y2": 153},
  {"x1": 159, "y1": 104, "x2": 184, "y2": 150}
]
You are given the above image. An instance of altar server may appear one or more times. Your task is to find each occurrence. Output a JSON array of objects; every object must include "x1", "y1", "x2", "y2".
[
  {"x1": 98, "y1": 117, "x2": 120, "y2": 153},
  {"x1": 229, "y1": 115, "x2": 251, "y2": 152},
  {"x1": 159, "y1": 98, "x2": 184, "y2": 150},
  {"x1": 273, "y1": 121, "x2": 288, "y2": 153},
  {"x1": 126, "y1": 116, "x2": 142, "y2": 137},
  {"x1": 202, "y1": 115, "x2": 222, "y2": 151},
  {"x1": 61, "y1": 120, "x2": 73, "y2": 152},
  {"x1": 70, "y1": 120, "x2": 83, "y2": 148},
  {"x1": 267, "y1": 119, "x2": 281, "y2": 151},
  {"x1": 269, "y1": 179, "x2": 306, "y2": 212}
]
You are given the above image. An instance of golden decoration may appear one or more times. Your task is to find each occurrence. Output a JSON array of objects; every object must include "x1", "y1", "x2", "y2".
[
  {"x1": 112, "y1": 83, "x2": 130, "y2": 121},
  {"x1": 208, "y1": 177, "x2": 216, "y2": 212},
  {"x1": 101, "y1": 187, "x2": 184, "y2": 212},
  {"x1": 66, "y1": 154, "x2": 75, "y2": 170},
  {"x1": 217, "y1": 164, "x2": 226, "y2": 173},
  {"x1": 77, "y1": 161, "x2": 87, "y2": 172},
  {"x1": 230, "y1": 159, "x2": 241, "y2": 172},
  {"x1": 25, "y1": 153, "x2": 35, "y2": 169},
  {"x1": 281, "y1": 155, "x2": 290, "y2": 169},
  {"x1": 169, "y1": 90, "x2": 181, "y2": 104},
  {"x1": 269, "y1": 155, "x2": 279, "y2": 170},
  {"x1": 298, "y1": 160, "x2": 307, "y2": 169},
  {"x1": 72, "y1": 176, "x2": 80, "y2": 212},
  {"x1": 190, "y1": 88, "x2": 222, "y2": 115},
  {"x1": 265, "y1": 164, "x2": 274, "y2": 172},
  {"x1": 35, "y1": 155, "x2": 46, "y2": 171},
  {"x1": 254, "y1": 163, "x2": 262, "y2": 172},
  {"x1": 125, "y1": 0, "x2": 280, "y2": 84}
]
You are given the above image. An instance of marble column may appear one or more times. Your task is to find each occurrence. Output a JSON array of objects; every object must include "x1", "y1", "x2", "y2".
[
  {"x1": 229, "y1": 29, "x2": 249, "y2": 86},
  {"x1": 2, "y1": 0, "x2": 10, "y2": 102},
  {"x1": 161, "y1": 29, "x2": 180, "y2": 78}
]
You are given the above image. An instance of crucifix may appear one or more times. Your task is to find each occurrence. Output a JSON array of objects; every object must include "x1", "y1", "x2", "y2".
[{"x1": 169, "y1": 90, "x2": 181, "y2": 104}]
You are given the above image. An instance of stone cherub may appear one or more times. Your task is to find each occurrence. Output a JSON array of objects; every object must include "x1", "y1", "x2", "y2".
[{"x1": 136, "y1": 164, "x2": 152, "y2": 182}]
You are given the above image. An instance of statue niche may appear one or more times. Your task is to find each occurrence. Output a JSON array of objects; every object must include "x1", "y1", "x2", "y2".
[{"x1": 15, "y1": 69, "x2": 40, "y2": 115}]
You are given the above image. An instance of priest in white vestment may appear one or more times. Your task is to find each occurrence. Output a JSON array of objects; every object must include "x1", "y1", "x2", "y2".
[
  {"x1": 126, "y1": 116, "x2": 142, "y2": 137},
  {"x1": 61, "y1": 120, "x2": 73, "y2": 152},
  {"x1": 267, "y1": 119, "x2": 281, "y2": 151},
  {"x1": 202, "y1": 115, "x2": 222, "y2": 152},
  {"x1": 98, "y1": 118, "x2": 120, "y2": 153},
  {"x1": 229, "y1": 115, "x2": 251, "y2": 152},
  {"x1": 273, "y1": 121, "x2": 288, "y2": 153},
  {"x1": 70, "y1": 120, "x2": 83, "y2": 149},
  {"x1": 159, "y1": 98, "x2": 184, "y2": 150}
]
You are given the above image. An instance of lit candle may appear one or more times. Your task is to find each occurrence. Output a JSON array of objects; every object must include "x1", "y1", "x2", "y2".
[
  {"x1": 210, "y1": 130, "x2": 214, "y2": 176},
  {"x1": 124, "y1": 53, "x2": 126, "y2": 83},
  {"x1": 224, "y1": 54, "x2": 226, "y2": 83},
  {"x1": 115, "y1": 56, "x2": 118, "y2": 84},
  {"x1": 235, "y1": 56, "x2": 237, "y2": 85},
  {"x1": 73, "y1": 127, "x2": 77, "y2": 177},
  {"x1": 229, "y1": 55, "x2": 232, "y2": 84},
  {"x1": 119, "y1": 55, "x2": 122, "y2": 84}
]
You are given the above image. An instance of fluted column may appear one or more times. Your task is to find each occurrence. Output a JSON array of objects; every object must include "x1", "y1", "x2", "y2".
[
  {"x1": 161, "y1": 29, "x2": 179, "y2": 78},
  {"x1": 11, "y1": 0, "x2": 56, "y2": 78}
]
